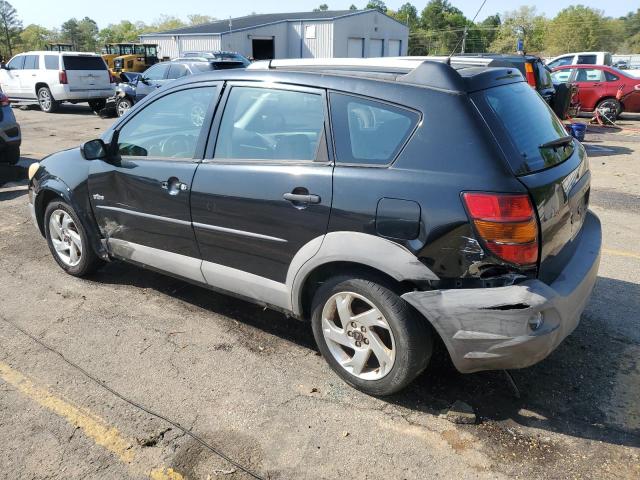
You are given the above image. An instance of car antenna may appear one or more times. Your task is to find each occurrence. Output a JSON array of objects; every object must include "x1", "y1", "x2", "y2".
[{"x1": 447, "y1": 0, "x2": 488, "y2": 64}]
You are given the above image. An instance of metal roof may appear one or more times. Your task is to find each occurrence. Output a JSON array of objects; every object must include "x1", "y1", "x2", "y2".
[{"x1": 141, "y1": 9, "x2": 386, "y2": 36}]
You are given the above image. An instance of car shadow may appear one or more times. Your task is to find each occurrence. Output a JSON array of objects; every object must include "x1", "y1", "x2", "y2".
[
  {"x1": 0, "y1": 156, "x2": 39, "y2": 189},
  {"x1": 583, "y1": 143, "x2": 634, "y2": 157},
  {"x1": 90, "y1": 262, "x2": 640, "y2": 448}
]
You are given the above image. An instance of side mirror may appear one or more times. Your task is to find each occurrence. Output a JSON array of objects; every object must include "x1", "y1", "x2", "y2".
[
  {"x1": 140, "y1": 77, "x2": 149, "y2": 85},
  {"x1": 81, "y1": 139, "x2": 108, "y2": 160}
]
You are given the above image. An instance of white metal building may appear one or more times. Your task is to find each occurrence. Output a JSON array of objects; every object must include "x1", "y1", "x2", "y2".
[{"x1": 139, "y1": 9, "x2": 409, "y2": 60}]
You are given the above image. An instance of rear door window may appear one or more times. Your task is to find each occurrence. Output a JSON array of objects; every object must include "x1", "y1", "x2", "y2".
[
  {"x1": 214, "y1": 86, "x2": 325, "y2": 161},
  {"x1": 23, "y1": 55, "x2": 39, "y2": 69},
  {"x1": 577, "y1": 55, "x2": 597, "y2": 65},
  {"x1": 604, "y1": 71, "x2": 619, "y2": 81},
  {"x1": 575, "y1": 68, "x2": 603, "y2": 82},
  {"x1": 551, "y1": 69, "x2": 574, "y2": 83},
  {"x1": 473, "y1": 81, "x2": 573, "y2": 174},
  {"x1": 329, "y1": 93, "x2": 419, "y2": 165},
  {"x1": 167, "y1": 63, "x2": 188, "y2": 79},
  {"x1": 44, "y1": 55, "x2": 59, "y2": 70},
  {"x1": 63, "y1": 56, "x2": 107, "y2": 70}
]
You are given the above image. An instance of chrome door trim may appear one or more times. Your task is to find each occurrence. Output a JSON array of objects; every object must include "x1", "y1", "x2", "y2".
[
  {"x1": 192, "y1": 222, "x2": 287, "y2": 243},
  {"x1": 96, "y1": 205, "x2": 191, "y2": 226}
]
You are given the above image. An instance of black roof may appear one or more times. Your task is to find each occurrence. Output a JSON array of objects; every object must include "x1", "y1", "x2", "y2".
[{"x1": 143, "y1": 10, "x2": 374, "y2": 36}]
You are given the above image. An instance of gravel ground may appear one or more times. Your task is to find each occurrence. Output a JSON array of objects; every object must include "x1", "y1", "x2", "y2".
[{"x1": 0, "y1": 105, "x2": 638, "y2": 479}]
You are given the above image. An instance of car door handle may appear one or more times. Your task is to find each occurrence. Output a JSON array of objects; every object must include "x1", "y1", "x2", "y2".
[
  {"x1": 283, "y1": 192, "x2": 321, "y2": 204},
  {"x1": 161, "y1": 178, "x2": 188, "y2": 195}
]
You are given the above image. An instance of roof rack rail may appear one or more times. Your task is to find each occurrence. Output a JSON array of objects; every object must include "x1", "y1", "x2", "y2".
[{"x1": 248, "y1": 57, "x2": 472, "y2": 91}]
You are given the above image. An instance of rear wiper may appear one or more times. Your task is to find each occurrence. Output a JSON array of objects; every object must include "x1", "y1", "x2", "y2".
[{"x1": 539, "y1": 135, "x2": 574, "y2": 149}]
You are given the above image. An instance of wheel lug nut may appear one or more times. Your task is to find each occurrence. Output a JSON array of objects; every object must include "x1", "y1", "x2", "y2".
[
  {"x1": 351, "y1": 322, "x2": 357, "y2": 328},
  {"x1": 360, "y1": 326, "x2": 366, "y2": 332},
  {"x1": 347, "y1": 331, "x2": 353, "y2": 337},
  {"x1": 363, "y1": 338, "x2": 369, "y2": 345},
  {"x1": 355, "y1": 341, "x2": 361, "y2": 347}
]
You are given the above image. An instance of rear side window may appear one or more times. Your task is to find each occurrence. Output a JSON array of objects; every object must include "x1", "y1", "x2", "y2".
[
  {"x1": 577, "y1": 55, "x2": 597, "y2": 64},
  {"x1": 23, "y1": 55, "x2": 39, "y2": 69},
  {"x1": 330, "y1": 93, "x2": 418, "y2": 165},
  {"x1": 475, "y1": 82, "x2": 573, "y2": 174},
  {"x1": 534, "y1": 62, "x2": 553, "y2": 89},
  {"x1": 62, "y1": 56, "x2": 107, "y2": 70},
  {"x1": 144, "y1": 63, "x2": 169, "y2": 80},
  {"x1": 604, "y1": 71, "x2": 619, "y2": 81},
  {"x1": 44, "y1": 55, "x2": 59, "y2": 70}
]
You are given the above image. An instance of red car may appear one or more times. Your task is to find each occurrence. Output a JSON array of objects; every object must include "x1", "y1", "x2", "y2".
[{"x1": 551, "y1": 64, "x2": 640, "y2": 119}]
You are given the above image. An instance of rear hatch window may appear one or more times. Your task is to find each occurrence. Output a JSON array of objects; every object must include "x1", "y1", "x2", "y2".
[
  {"x1": 475, "y1": 81, "x2": 572, "y2": 175},
  {"x1": 62, "y1": 56, "x2": 107, "y2": 70},
  {"x1": 473, "y1": 81, "x2": 590, "y2": 282}
]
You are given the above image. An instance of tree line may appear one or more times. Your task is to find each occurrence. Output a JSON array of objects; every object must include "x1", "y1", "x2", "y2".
[{"x1": 1, "y1": 0, "x2": 639, "y2": 60}]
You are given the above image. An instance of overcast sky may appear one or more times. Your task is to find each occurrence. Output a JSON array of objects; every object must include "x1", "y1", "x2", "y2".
[{"x1": 16, "y1": 0, "x2": 634, "y2": 30}]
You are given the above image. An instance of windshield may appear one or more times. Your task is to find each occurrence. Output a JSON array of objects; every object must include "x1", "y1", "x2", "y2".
[{"x1": 475, "y1": 82, "x2": 574, "y2": 174}]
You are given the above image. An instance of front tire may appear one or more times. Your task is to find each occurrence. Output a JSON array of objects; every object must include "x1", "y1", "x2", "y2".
[
  {"x1": 44, "y1": 201, "x2": 103, "y2": 277},
  {"x1": 116, "y1": 97, "x2": 133, "y2": 117},
  {"x1": 37, "y1": 87, "x2": 59, "y2": 113},
  {"x1": 311, "y1": 275, "x2": 432, "y2": 396}
]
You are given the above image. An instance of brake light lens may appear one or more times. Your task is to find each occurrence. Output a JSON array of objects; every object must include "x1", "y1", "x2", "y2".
[
  {"x1": 525, "y1": 62, "x2": 536, "y2": 88},
  {"x1": 0, "y1": 93, "x2": 9, "y2": 106},
  {"x1": 59, "y1": 70, "x2": 68, "y2": 84},
  {"x1": 462, "y1": 192, "x2": 539, "y2": 266}
]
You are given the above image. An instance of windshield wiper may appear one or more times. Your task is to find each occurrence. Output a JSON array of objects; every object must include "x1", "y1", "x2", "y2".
[{"x1": 539, "y1": 135, "x2": 574, "y2": 149}]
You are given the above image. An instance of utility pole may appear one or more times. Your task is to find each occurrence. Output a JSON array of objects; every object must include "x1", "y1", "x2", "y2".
[{"x1": 461, "y1": 26, "x2": 468, "y2": 54}]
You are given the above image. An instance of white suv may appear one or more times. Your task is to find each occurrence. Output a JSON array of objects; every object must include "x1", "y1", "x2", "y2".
[{"x1": 0, "y1": 51, "x2": 115, "y2": 113}]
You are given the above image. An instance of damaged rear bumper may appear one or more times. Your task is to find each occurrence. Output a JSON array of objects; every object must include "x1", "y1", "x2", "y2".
[{"x1": 402, "y1": 211, "x2": 601, "y2": 373}]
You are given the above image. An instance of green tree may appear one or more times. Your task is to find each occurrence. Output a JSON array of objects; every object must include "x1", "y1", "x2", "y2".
[
  {"x1": 19, "y1": 24, "x2": 53, "y2": 52},
  {"x1": 98, "y1": 20, "x2": 146, "y2": 44},
  {"x1": 313, "y1": 4, "x2": 329, "y2": 12},
  {"x1": 620, "y1": 9, "x2": 640, "y2": 51},
  {"x1": 77, "y1": 17, "x2": 98, "y2": 51},
  {"x1": 412, "y1": 0, "x2": 468, "y2": 54},
  {"x1": 0, "y1": 0, "x2": 22, "y2": 58},
  {"x1": 187, "y1": 14, "x2": 216, "y2": 25},
  {"x1": 390, "y1": 2, "x2": 418, "y2": 28},
  {"x1": 489, "y1": 6, "x2": 547, "y2": 54},
  {"x1": 142, "y1": 15, "x2": 186, "y2": 33},
  {"x1": 366, "y1": 0, "x2": 387, "y2": 13},
  {"x1": 349, "y1": 4, "x2": 358, "y2": 10},
  {"x1": 545, "y1": 6, "x2": 610, "y2": 55},
  {"x1": 60, "y1": 18, "x2": 80, "y2": 49}
]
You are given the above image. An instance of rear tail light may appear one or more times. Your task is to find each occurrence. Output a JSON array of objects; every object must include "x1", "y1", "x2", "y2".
[
  {"x1": 59, "y1": 70, "x2": 68, "y2": 84},
  {"x1": 524, "y1": 62, "x2": 537, "y2": 88},
  {"x1": 634, "y1": 84, "x2": 640, "y2": 92},
  {"x1": 0, "y1": 93, "x2": 10, "y2": 106},
  {"x1": 462, "y1": 192, "x2": 539, "y2": 266}
]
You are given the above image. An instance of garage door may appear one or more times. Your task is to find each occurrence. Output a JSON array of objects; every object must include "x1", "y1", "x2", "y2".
[
  {"x1": 347, "y1": 38, "x2": 364, "y2": 58},
  {"x1": 388, "y1": 40, "x2": 401, "y2": 57},
  {"x1": 369, "y1": 39, "x2": 383, "y2": 58}
]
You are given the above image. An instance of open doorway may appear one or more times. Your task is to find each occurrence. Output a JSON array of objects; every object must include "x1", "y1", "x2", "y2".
[{"x1": 252, "y1": 38, "x2": 274, "y2": 60}]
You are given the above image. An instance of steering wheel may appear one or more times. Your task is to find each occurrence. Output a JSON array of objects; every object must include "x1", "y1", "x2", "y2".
[{"x1": 160, "y1": 134, "x2": 192, "y2": 157}]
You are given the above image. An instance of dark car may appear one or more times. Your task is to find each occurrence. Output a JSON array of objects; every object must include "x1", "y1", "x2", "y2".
[
  {"x1": 181, "y1": 51, "x2": 250, "y2": 68},
  {"x1": 0, "y1": 92, "x2": 21, "y2": 164},
  {"x1": 27, "y1": 58, "x2": 601, "y2": 395},
  {"x1": 441, "y1": 54, "x2": 579, "y2": 119}
]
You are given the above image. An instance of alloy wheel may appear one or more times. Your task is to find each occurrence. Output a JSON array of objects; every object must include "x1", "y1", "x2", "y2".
[
  {"x1": 321, "y1": 291, "x2": 396, "y2": 380},
  {"x1": 117, "y1": 99, "x2": 132, "y2": 117},
  {"x1": 38, "y1": 89, "x2": 52, "y2": 111},
  {"x1": 48, "y1": 209, "x2": 82, "y2": 267}
]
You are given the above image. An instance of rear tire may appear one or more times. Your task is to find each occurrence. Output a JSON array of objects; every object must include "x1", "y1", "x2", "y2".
[
  {"x1": 596, "y1": 98, "x2": 621, "y2": 123},
  {"x1": 311, "y1": 275, "x2": 432, "y2": 396},
  {"x1": 37, "y1": 87, "x2": 59, "y2": 113},
  {"x1": 88, "y1": 99, "x2": 106, "y2": 114},
  {"x1": 2, "y1": 144, "x2": 20, "y2": 165},
  {"x1": 44, "y1": 200, "x2": 103, "y2": 277}
]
